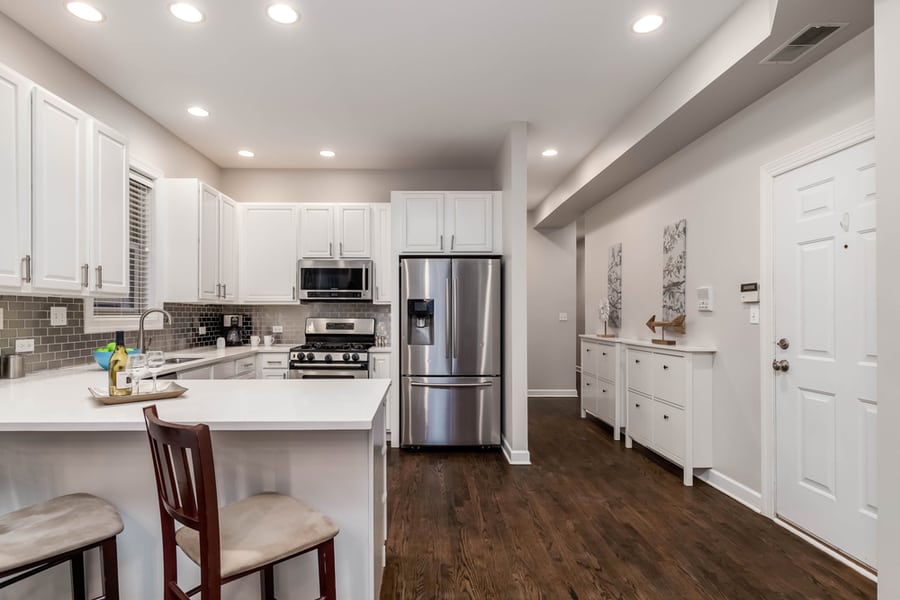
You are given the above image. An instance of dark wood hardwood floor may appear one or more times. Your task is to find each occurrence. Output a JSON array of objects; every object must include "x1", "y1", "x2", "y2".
[{"x1": 380, "y1": 397, "x2": 876, "y2": 600}]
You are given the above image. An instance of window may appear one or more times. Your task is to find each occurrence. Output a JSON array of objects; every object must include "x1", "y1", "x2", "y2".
[{"x1": 84, "y1": 161, "x2": 163, "y2": 333}]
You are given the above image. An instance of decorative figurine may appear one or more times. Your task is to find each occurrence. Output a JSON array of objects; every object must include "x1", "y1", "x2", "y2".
[{"x1": 646, "y1": 314, "x2": 686, "y2": 345}]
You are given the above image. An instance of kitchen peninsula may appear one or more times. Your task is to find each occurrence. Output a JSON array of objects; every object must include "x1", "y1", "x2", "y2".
[{"x1": 0, "y1": 370, "x2": 388, "y2": 599}]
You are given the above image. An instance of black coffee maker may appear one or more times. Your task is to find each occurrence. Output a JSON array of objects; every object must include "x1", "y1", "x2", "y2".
[{"x1": 223, "y1": 315, "x2": 243, "y2": 346}]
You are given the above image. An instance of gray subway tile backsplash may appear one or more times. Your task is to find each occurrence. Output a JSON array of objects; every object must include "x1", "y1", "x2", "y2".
[{"x1": 0, "y1": 294, "x2": 390, "y2": 375}]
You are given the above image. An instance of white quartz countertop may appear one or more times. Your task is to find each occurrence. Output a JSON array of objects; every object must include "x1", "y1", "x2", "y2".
[
  {"x1": 152, "y1": 344, "x2": 293, "y2": 375},
  {"x1": 579, "y1": 334, "x2": 716, "y2": 353},
  {"x1": 0, "y1": 367, "x2": 390, "y2": 433}
]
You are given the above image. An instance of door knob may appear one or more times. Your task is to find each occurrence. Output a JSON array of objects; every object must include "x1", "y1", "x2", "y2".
[
  {"x1": 772, "y1": 359, "x2": 790, "y2": 372},
  {"x1": 777, "y1": 338, "x2": 790, "y2": 350}
]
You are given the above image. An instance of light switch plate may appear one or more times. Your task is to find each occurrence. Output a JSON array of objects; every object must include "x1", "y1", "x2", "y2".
[
  {"x1": 50, "y1": 306, "x2": 67, "y2": 326},
  {"x1": 272, "y1": 325, "x2": 284, "y2": 333},
  {"x1": 16, "y1": 339, "x2": 35, "y2": 353},
  {"x1": 749, "y1": 305, "x2": 760, "y2": 325},
  {"x1": 198, "y1": 326, "x2": 207, "y2": 335},
  {"x1": 559, "y1": 313, "x2": 568, "y2": 321}
]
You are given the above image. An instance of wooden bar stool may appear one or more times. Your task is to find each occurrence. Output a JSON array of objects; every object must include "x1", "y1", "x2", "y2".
[
  {"x1": 142, "y1": 405, "x2": 339, "y2": 600},
  {"x1": 0, "y1": 493, "x2": 122, "y2": 599}
]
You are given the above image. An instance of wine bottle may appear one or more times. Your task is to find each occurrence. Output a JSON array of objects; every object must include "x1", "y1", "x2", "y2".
[{"x1": 108, "y1": 331, "x2": 132, "y2": 396}]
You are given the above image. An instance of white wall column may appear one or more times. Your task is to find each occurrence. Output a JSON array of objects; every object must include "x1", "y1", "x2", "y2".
[
  {"x1": 495, "y1": 122, "x2": 530, "y2": 464},
  {"x1": 876, "y1": 1, "x2": 900, "y2": 597}
]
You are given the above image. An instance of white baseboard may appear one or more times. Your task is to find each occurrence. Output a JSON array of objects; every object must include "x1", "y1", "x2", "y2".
[
  {"x1": 696, "y1": 469, "x2": 763, "y2": 513},
  {"x1": 527, "y1": 388, "x2": 578, "y2": 398},
  {"x1": 501, "y1": 436, "x2": 531, "y2": 465}
]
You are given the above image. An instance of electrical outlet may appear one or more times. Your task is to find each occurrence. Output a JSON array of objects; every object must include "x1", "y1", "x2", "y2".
[
  {"x1": 16, "y1": 339, "x2": 35, "y2": 353},
  {"x1": 559, "y1": 312, "x2": 568, "y2": 321},
  {"x1": 272, "y1": 325, "x2": 284, "y2": 334},
  {"x1": 50, "y1": 306, "x2": 67, "y2": 326},
  {"x1": 198, "y1": 326, "x2": 207, "y2": 335}
]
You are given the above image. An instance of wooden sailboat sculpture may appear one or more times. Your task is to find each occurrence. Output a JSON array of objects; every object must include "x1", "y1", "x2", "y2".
[{"x1": 645, "y1": 314, "x2": 686, "y2": 346}]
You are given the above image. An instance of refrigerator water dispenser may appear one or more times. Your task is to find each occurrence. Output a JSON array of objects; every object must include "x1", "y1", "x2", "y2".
[{"x1": 407, "y1": 299, "x2": 434, "y2": 345}]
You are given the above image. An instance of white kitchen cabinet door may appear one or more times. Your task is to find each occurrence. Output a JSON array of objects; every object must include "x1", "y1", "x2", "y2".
[
  {"x1": 89, "y1": 120, "x2": 129, "y2": 296},
  {"x1": 369, "y1": 352, "x2": 392, "y2": 432},
  {"x1": 300, "y1": 205, "x2": 335, "y2": 258},
  {"x1": 241, "y1": 204, "x2": 299, "y2": 303},
  {"x1": 219, "y1": 195, "x2": 238, "y2": 301},
  {"x1": 400, "y1": 193, "x2": 444, "y2": 253},
  {"x1": 0, "y1": 65, "x2": 31, "y2": 290},
  {"x1": 445, "y1": 192, "x2": 493, "y2": 253},
  {"x1": 372, "y1": 204, "x2": 392, "y2": 304},
  {"x1": 198, "y1": 184, "x2": 220, "y2": 300},
  {"x1": 337, "y1": 204, "x2": 371, "y2": 257},
  {"x1": 32, "y1": 88, "x2": 89, "y2": 293}
]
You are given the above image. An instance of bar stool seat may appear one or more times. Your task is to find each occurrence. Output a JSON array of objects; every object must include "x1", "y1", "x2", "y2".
[
  {"x1": 0, "y1": 493, "x2": 123, "y2": 573},
  {"x1": 175, "y1": 492, "x2": 338, "y2": 579}
]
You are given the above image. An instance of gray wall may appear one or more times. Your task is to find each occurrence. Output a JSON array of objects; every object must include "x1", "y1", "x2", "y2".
[
  {"x1": 526, "y1": 213, "x2": 576, "y2": 394},
  {"x1": 220, "y1": 168, "x2": 495, "y2": 203},
  {"x1": 875, "y1": 0, "x2": 900, "y2": 596},
  {"x1": 0, "y1": 13, "x2": 220, "y2": 184},
  {"x1": 583, "y1": 30, "x2": 873, "y2": 493}
]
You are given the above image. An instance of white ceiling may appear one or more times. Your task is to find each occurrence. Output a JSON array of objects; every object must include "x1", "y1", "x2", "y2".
[{"x1": 0, "y1": 0, "x2": 744, "y2": 207}]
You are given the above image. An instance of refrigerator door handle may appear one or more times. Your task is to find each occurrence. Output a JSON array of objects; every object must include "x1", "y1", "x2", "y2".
[
  {"x1": 445, "y1": 278, "x2": 452, "y2": 359},
  {"x1": 453, "y1": 276, "x2": 459, "y2": 359},
  {"x1": 409, "y1": 382, "x2": 492, "y2": 388}
]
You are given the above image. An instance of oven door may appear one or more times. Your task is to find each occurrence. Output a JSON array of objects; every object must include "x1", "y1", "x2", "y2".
[
  {"x1": 288, "y1": 367, "x2": 369, "y2": 380},
  {"x1": 298, "y1": 259, "x2": 372, "y2": 301}
]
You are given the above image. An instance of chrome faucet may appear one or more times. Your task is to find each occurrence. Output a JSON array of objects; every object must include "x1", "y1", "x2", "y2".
[{"x1": 138, "y1": 308, "x2": 172, "y2": 353}]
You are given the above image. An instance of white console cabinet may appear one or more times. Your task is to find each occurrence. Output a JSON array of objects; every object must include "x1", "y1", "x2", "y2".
[
  {"x1": 623, "y1": 342, "x2": 715, "y2": 486},
  {"x1": 579, "y1": 337, "x2": 624, "y2": 440}
]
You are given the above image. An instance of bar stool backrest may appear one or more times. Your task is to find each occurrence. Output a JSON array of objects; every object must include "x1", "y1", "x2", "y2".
[{"x1": 143, "y1": 404, "x2": 223, "y2": 596}]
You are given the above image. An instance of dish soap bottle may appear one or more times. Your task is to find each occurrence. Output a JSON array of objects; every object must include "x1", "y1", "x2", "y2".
[{"x1": 108, "y1": 331, "x2": 132, "y2": 396}]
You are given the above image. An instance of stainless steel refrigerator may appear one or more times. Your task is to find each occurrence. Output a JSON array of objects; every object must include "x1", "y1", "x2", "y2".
[{"x1": 400, "y1": 256, "x2": 501, "y2": 447}]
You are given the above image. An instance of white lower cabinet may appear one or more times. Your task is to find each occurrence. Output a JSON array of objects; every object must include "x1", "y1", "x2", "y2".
[
  {"x1": 177, "y1": 365, "x2": 213, "y2": 380},
  {"x1": 368, "y1": 349, "x2": 395, "y2": 436},
  {"x1": 579, "y1": 338, "x2": 624, "y2": 440},
  {"x1": 624, "y1": 343, "x2": 715, "y2": 486},
  {"x1": 256, "y1": 352, "x2": 289, "y2": 380}
]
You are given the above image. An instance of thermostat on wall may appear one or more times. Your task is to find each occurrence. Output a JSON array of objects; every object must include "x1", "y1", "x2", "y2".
[
  {"x1": 697, "y1": 287, "x2": 715, "y2": 312},
  {"x1": 740, "y1": 282, "x2": 760, "y2": 303}
]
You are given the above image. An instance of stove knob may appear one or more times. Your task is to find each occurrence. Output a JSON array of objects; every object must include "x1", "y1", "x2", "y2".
[
  {"x1": 296, "y1": 353, "x2": 305, "y2": 362},
  {"x1": 351, "y1": 353, "x2": 359, "y2": 362},
  {"x1": 342, "y1": 353, "x2": 351, "y2": 362},
  {"x1": 306, "y1": 352, "x2": 315, "y2": 361},
  {"x1": 324, "y1": 354, "x2": 333, "y2": 363}
]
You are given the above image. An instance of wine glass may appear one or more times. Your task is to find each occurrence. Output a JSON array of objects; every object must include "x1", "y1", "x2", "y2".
[
  {"x1": 146, "y1": 351, "x2": 165, "y2": 392},
  {"x1": 126, "y1": 354, "x2": 149, "y2": 394}
]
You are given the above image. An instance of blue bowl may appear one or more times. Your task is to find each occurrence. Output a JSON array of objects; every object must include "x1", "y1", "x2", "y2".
[{"x1": 93, "y1": 349, "x2": 139, "y2": 370}]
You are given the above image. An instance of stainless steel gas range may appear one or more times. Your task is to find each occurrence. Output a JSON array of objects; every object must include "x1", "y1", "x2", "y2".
[{"x1": 288, "y1": 318, "x2": 374, "y2": 380}]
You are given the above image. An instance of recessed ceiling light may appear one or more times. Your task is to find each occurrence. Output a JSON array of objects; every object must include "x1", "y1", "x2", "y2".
[
  {"x1": 187, "y1": 106, "x2": 209, "y2": 117},
  {"x1": 267, "y1": 4, "x2": 299, "y2": 24},
  {"x1": 238, "y1": 150, "x2": 255, "y2": 158},
  {"x1": 632, "y1": 14, "x2": 664, "y2": 34},
  {"x1": 542, "y1": 149, "x2": 559, "y2": 157},
  {"x1": 319, "y1": 150, "x2": 336, "y2": 158},
  {"x1": 66, "y1": 2, "x2": 105, "y2": 22},
  {"x1": 169, "y1": 3, "x2": 204, "y2": 23}
]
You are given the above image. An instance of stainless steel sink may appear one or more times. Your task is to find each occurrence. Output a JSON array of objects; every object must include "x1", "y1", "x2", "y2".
[{"x1": 164, "y1": 357, "x2": 203, "y2": 365}]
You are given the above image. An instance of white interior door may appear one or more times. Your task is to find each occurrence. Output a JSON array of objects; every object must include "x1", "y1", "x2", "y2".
[{"x1": 774, "y1": 138, "x2": 877, "y2": 568}]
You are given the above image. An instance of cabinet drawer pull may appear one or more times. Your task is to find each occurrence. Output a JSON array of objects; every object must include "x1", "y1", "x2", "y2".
[
  {"x1": 602, "y1": 352, "x2": 606, "y2": 356},
  {"x1": 635, "y1": 403, "x2": 641, "y2": 408},
  {"x1": 585, "y1": 382, "x2": 590, "y2": 386},
  {"x1": 267, "y1": 361, "x2": 282, "y2": 365},
  {"x1": 635, "y1": 359, "x2": 640, "y2": 364},
  {"x1": 585, "y1": 348, "x2": 590, "y2": 352},
  {"x1": 602, "y1": 389, "x2": 606, "y2": 393},
  {"x1": 663, "y1": 365, "x2": 669, "y2": 370},
  {"x1": 663, "y1": 415, "x2": 670, "y2": 420}
]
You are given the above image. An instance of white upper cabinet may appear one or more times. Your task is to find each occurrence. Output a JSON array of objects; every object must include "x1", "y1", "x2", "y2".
[
  {"x1": 337, "y1": 204, "x2": 371, "y2": 257},
  {"x1": 445, "y1": 192, "x2": 493, "y2": 253},
  {"x1": 240, "y1": 204, "x2": 299, "y2": 303},
  {"x1": 372, "y1": 204, "x2": 392, "y2": 304},
  {"x1": 89, "y1": 120, "x2": 129, "y2": 296},
  {"x1": 398, "y1": 193, "x2": 444, "y2": 253},
  {"x1": 157, "y1": 179, "x2": 238, "y2": 303},
  {"x1": 0, "y1": 64, "x2": 32, "y2": 290},
  {"x1": 300, "y1": 203, "x2": 371, "y2": 259},
  {"x1": 394, "y1": 191, "x2": 500, "y2": 254},
  {"x1": 31, "y1": 88, "x2": 89, "y2": 293},
  {"x1": 299, "y1": 204, "x2": 335, "y2": 258}
]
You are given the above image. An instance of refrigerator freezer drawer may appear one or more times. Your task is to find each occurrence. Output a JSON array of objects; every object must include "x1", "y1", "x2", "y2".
[{"x1": 401, "y1": 376, "x2": 501, "y2": 447}]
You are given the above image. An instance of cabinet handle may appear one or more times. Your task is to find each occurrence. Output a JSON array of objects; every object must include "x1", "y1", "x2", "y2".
[
  {"x1": 340, "y1": 241, "x2": 344, "y2": 256},
  {"x1": 585, "y1": 382, "x2": 590, "y2": 386},
  {"x1": 635, "y1": 359, "x2": 640, "y2": 364},
  {"x1": 440, "y1": 235, "x2": 444, "y2": 251},
  {"x1": 585, "y1": 348, "x2": 590, "y2": 352},
  {"x1": 222, "y1": 284, "x2": 227, "y2": 298},
  {"x1": 635, "y1": 403, "x2": 641, "y2": 408},
  {"x1": 329, "y1": 242, "x2": 333, "y2": 256},
  {"x1": 267, "y1": 361, "x2": 282, "y2": 365},
  {"x1": 96, "y1": 265, "x2": 103, "y2": 289},
  {"x1": 81, "y1": 264, "x2": 89, "y2": 288},
  {"x1": 216, "y1": 283, "x2": 221, "y2": 297},
  {"x1": 663, "y1": 415, "x2": 670, "y2": 420},
  {"x1": 602, "y1": 352, "x2": 606, "y2": 356},
  {"x1": 451, "y1": 234, "x2": 455, "y2": 250},
  {"x1": 22, "y1": 255, "x2": 32, "y2": 283},
  {"x1": 602, "y1": 389, "x2": 606, "y2": 393},
  {"x1": 292, "y1": 285, "x2": 296, "y2": 300},
  {"x1": 663, "y1": 365, "x2": 669, "y2": 370}
]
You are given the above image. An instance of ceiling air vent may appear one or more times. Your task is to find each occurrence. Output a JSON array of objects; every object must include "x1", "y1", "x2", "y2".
[{"x1": 761, "y1": 23, "x2": 848, "y2": 65}]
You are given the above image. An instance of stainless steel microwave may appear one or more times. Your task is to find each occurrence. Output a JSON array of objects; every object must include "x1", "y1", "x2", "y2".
[{"x1": 297, "y1": 259, "x2": 373, "y2": 301}]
